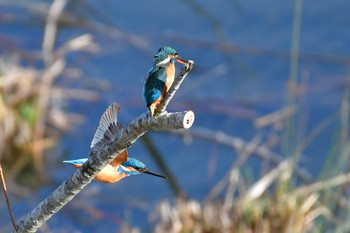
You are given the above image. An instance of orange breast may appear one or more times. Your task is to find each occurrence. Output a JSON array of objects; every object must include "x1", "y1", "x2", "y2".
[
  {"x1": 165, "y1": 63, "x2": 175, "y2": 92},
  {"x1": 73, "y1": 163, "x2": 126, "y2": 183},
  {"x1": 95, "y1": 164, "x2": 126, "y2": 183}
]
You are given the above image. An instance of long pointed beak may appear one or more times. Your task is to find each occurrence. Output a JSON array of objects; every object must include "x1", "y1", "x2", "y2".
[
  {"x1": 143, "y1": 170, "x2": 167, "y2": 179},
  {"x1": 175, "y1": 56, "x2": 187, "y2": 65}
]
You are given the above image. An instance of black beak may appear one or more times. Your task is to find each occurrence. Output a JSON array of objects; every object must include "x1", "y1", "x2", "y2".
[{"x1": 143, "y1": 169, "x2": 167, "y2": 179}]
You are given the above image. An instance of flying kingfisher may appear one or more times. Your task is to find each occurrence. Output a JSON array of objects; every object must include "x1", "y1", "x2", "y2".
[
  {"x1": 143, "y1": 46, "x2": 187, "y2": 116},
  {"x1": 63, "y1": 103, "x2": 166, "y2": 183}
]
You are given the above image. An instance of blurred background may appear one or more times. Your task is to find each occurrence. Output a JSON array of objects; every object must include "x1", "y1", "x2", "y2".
[{"x1": 1, "y1": 0, "x2": 350, "y2": 232}]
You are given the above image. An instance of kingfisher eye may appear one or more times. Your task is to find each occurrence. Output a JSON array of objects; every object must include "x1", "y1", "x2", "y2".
[{"x1": 135, "y1": 168, "x2": 141, "y2": 173}]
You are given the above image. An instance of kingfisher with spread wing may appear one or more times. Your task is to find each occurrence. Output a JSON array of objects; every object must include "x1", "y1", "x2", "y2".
[{"x1": 63, "y1": 104, "x2": 166, "y2": 183}]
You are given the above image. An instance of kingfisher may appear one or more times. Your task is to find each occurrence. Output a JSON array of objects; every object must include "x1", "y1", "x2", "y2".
[
  {"x1": 63, "y1": 153, "x2": 166, "y2": 183},
  {"x1": 63, "y1": 103, "x2": 166, "y2": 183},
  {"x1": 143, "y1": 46, "x2": 187, "y2": 116}
]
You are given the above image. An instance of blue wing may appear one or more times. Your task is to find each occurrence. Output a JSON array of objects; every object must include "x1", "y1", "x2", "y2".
[
  {"x1": 143, "y1": 66, "x2": 166, "y2": 107},
  {"x1": 146, "y1": 91, "x2": 161, "y2": 107}
]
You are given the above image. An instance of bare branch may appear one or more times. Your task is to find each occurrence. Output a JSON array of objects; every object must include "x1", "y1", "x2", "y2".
[{"x1": 15, "y1": 62, "x2": 195, "y2": 233}]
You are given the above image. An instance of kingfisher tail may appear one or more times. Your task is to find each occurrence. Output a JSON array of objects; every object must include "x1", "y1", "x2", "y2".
[{"x1": 63, "y1": 158, "x2": 88, "y2": 165}]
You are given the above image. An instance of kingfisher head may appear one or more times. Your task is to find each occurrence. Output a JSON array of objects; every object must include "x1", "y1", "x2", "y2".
[
  {"x1": 119, "y1": 157, "x2": 167, "y2": 179},
  {"x1": 154, "y1": 46, "x2": 187, "y2": 68}
]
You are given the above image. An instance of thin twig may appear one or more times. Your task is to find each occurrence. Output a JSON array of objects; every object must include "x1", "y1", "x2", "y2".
[
  {"x1": 254, "y1": 106, "x2": 295, "y2": 129},
  {"x1": 36, "y1": 17, "x2": 98, "y2": 182},
  {"x1": 173, "y1": 127, "x2": 312, "y2": 181},
  {"x1": 0, "y1": 163, "x2": 18, "y2": 231},
  {"x1": 42, "y1": 0, "x2": 68, "y2": 65},
  {"x1": 34, "y1": 0, "x2": 68, "y2": 182},
  {"x1": 33, "y1": 57, "x2": 65, "y2": 182}
]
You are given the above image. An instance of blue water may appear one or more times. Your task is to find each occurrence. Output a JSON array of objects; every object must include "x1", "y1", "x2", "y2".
[{"x1": 1, "y1": 0, "x2": 350, "y2": 231}]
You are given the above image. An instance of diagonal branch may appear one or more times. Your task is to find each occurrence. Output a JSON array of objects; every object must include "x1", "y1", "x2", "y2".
[{"x1": 14, "y1": 63, "x2": 195, "y2": 233}]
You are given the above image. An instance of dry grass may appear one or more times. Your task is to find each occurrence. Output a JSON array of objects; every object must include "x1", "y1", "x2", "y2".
[
  {"x1": 150, "y1": 159, "x2": 350, "y2": 233},
  {"x1": 154, "y1": 189, "x2": 325, "y2": 233},
  {"x1": 0, "y1": 62, "x2": 57, "y2": 188},
  {"x1": 0, "y1": 0, "x2": 100, "y2": 193},
  {"x1": 0, "y1": 53, "x2": 98, "y2": 192},
  {"x1": 152, "y1": 167, "x2": 323, "y2": 233}
]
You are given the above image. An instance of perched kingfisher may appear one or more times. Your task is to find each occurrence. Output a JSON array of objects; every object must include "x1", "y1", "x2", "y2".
[
  {"x1": 63, "y1": 103, "x2": 166, "y2": 183},
  {"x1": 143, "y1": 46, "x2": 187, "y2": 116}
]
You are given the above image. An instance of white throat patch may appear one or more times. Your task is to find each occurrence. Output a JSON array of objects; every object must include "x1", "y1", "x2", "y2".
[{"x1": 157, "y1": 57, "x2": 171, "y2": 67}]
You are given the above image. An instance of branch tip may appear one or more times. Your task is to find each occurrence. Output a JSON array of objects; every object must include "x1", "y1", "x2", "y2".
[
  {"x1": 183, "y1": 111, "x2": 195, "y2": 129},
  {"x1": 187, "y1": 60, "x2": 194, "y2": 69}
]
